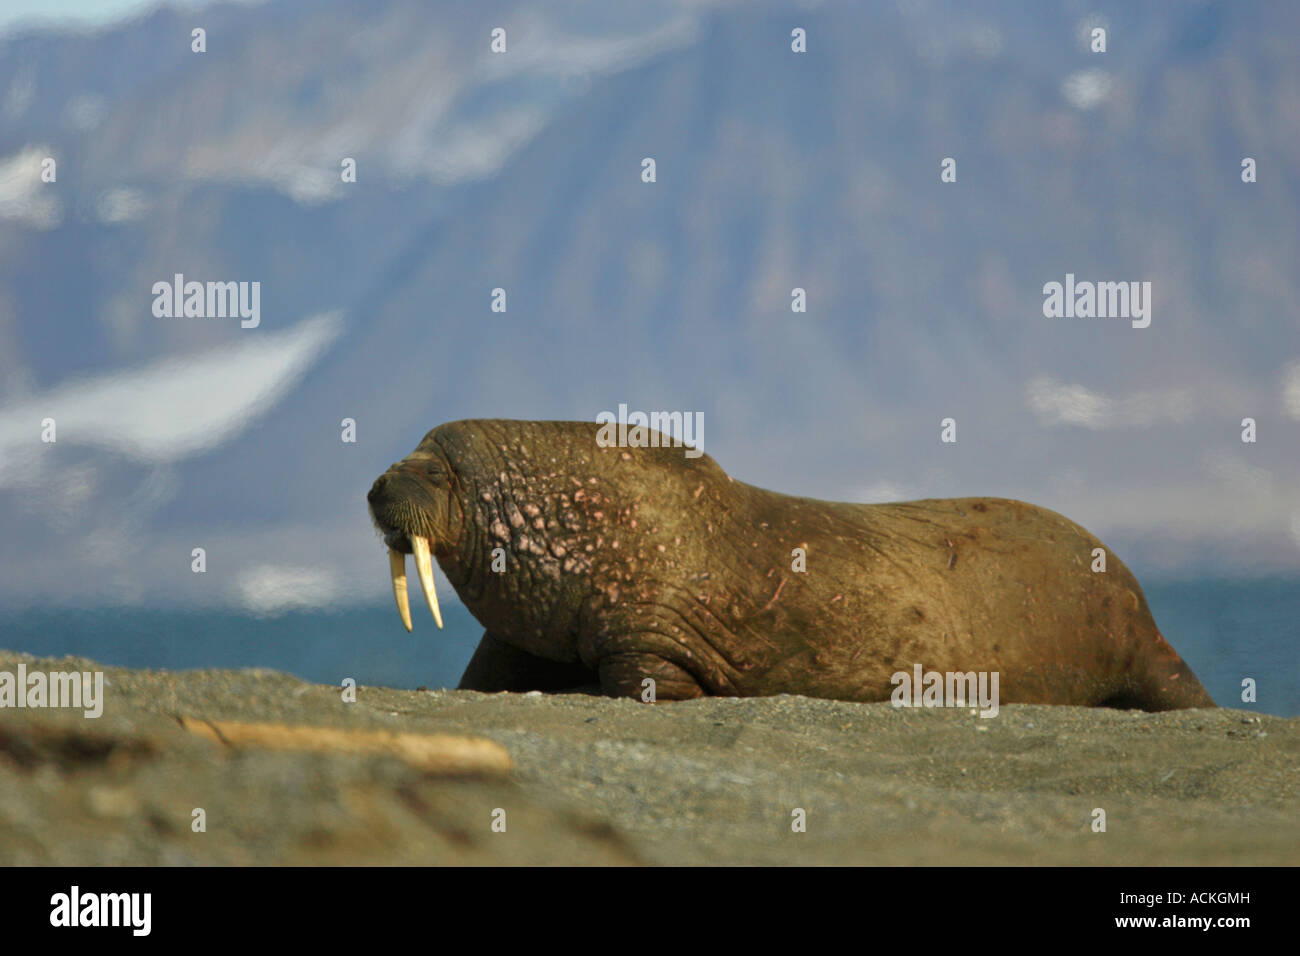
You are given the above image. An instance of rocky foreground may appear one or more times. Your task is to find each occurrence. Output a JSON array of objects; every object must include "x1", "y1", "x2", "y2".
[{"x1": 1, "y1": 651, "x2": 1295, "y2": 865}]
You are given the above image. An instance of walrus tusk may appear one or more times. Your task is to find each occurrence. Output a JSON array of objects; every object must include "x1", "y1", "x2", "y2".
[
  {"x1": 411, "y1": 534, "x2": 444, "y2": 629},
  {"x1": 388, "y1": 549, "x2": 413, "y2": 632}
]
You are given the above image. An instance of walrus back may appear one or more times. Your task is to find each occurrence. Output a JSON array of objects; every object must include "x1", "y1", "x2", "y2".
[{"x1": 723, "y1": 490, "x2": 1217, "y2": 710}]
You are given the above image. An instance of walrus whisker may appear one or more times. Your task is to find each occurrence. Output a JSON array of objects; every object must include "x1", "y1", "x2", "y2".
[{"x1": 388, "y1": 549, "x2": 413, "y2": 632}]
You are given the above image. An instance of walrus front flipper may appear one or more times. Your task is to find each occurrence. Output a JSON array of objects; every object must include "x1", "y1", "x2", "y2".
[
  {"x1": 577, "y1": 608, "x2": 709, "y2": 700},
  {"x1": 457, "y1": 632, "x2": 597, "y2": 693},
  {"x1": 596, "y1": 652, "x2": 705, "y2": 701}
]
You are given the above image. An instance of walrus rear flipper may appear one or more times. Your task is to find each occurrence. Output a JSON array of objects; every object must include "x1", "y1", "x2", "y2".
[
  {"x1": 1104, "y1": 635, "x2": 1216, "y2": 711},
  {"x1": 1141, "y1": 672, "x2": 1217, "y2": 711}
]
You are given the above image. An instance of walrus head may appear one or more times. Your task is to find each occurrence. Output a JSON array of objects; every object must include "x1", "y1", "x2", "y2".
[
  {"x1": 366, "y1": 435, "x2": 466, "y2": 632},
  {"x1": 369, "y1": 419, "x2": 714, "y2": 655}
]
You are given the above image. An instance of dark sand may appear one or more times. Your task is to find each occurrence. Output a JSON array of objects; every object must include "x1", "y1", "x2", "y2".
[{"x1": 1, "y1": 651, "x2": 1295, "y2": 865}]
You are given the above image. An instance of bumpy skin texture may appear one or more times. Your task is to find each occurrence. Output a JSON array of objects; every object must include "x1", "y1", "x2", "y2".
[{"x1": 367, "y1": 419, "x2": 1216, "y2": 710}]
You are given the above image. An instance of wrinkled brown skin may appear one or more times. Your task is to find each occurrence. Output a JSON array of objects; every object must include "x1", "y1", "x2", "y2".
[{"x1": 367, "y1": 419, "x2": 1215, "y2": 710}]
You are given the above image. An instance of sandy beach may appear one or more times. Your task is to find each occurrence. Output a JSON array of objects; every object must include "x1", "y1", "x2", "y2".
[{"x1": 1, "y1": 651, "x2": 1295, "y2": 865}]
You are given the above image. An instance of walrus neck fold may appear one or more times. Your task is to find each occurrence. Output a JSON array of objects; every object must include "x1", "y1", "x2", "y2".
[{"x1": 432, "y1": 432, "x2": 591, "y2": 662}]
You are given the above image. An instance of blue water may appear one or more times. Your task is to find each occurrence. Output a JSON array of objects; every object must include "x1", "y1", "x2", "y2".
[
  {"x1": 0, "y1": 602, "x2": 486, "y2": 694},
  {"x1": 1, "y1": 578, "x2": 1295, "y2": 715}
]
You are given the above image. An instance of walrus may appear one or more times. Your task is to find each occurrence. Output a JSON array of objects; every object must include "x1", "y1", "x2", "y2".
[{"x1": 367, "y1": 419, "x2": 1215, "y2": 710}]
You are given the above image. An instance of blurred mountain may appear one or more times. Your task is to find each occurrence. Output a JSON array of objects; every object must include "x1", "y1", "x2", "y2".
[{"x1": 0, "y1": 0, "x2": 1297, "y2": 610}]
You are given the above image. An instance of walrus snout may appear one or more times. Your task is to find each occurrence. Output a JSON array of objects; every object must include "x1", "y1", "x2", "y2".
[{"x1": 367, "y1": 471, "x2": 441, "y2": 539}]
